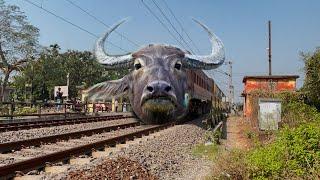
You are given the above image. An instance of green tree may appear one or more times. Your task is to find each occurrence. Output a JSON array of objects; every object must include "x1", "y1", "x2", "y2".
[
  {"x1": 0, "y1": 0, "x2": 39, "y2": 101},
  {"x1": 301, "y1": 47, "x2": 320, "y2": 109},
  {"x1": 13, "y1": 44, "x2": 129, "y2": 101}
]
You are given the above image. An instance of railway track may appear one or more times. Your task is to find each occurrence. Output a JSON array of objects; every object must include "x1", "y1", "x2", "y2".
[
  {"x1": 0, "y1": 121, "x2": 140, "y2": 153},
  {"x1": 0, "y1": 114, "x2": 131, "y2": 132},
  {"x1": 0, "y1": 121, "x2": 174, "y2": 179}
]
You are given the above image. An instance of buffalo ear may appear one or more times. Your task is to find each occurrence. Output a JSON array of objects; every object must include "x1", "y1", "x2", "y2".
[{"x1": 86, "y1": 75, "x2": 131, "y2": 101}]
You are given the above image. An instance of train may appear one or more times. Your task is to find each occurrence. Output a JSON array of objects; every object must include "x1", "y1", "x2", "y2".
[{"x1": 186, "y1": 69, "x2": 226, "y2": 126}]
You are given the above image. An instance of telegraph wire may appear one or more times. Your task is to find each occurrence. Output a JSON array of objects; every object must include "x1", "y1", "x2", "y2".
[
  {"x1": 150, "y1": 0, "x2": 195, "y2": 54},
  {"x1": 161, "y1": 0, "x2": 201, "y2": 54},
  {"x1": 65, "y1": 0, "x2": 141, "y2": 48},
  {"x1": 141, "y1": 0, "x2": 189, "y2": 51},
  {"x1": 23, "y1": 0, "x2": 129, "y2": 53}
]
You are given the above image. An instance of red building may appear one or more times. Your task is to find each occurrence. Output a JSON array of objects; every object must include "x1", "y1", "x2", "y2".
[{"x1": 242, "y1": 75, "x2": 299, "y2": 117}]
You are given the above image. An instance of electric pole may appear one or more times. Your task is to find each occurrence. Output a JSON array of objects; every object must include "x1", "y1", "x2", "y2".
[
  {"x1": 226, "y1": 61, "x2": 234, "y2": 112},
  {"x1": 66, "y1": 73, "x2": 70, "y2": 100},
  {"x1": 268, "y1": 20, "x2": 272, "y2": 76}
]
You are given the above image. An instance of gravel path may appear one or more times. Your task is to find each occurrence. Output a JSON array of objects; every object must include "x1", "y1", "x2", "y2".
[
  {"x1": 222, "y1": 116, "x2": 252, "y2": 150},
  {"x1": 50, "y1": 118, "x2": 212, "y2": 180},
  {"x1": 0, "y1": 118, "x2": 137, "y2": 143}
]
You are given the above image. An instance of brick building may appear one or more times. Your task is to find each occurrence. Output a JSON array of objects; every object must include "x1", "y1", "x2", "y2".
[{"x1": 242, "y1": 75, "x2": 299, "y2": 117}]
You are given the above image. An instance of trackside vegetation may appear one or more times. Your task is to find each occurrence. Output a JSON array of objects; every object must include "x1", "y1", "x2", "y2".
[
  {"x1": 197, "y1": 48, "x2": 320, "y2": 179},
  {"x1": 200, "y1": 99, "x2": 320, "y2": 179}
]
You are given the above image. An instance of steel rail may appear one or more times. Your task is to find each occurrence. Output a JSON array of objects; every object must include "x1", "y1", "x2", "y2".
[
  {"x1": 0, "y1": 121, "x2": 140, "y2": 153},
  {"x1": 0, "y1": 115, "x2": 123, "y2": 126},
  {"x1": 0, "y1": 123, "x2": 174, "y2": 178},
  {"x1": 0, "y1": 115, "x2": 133, "y2": 132}
]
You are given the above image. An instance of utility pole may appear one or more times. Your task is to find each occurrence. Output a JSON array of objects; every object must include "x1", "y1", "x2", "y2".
[
  {"x1": 268, "y1": 20, "x2": 272, "y2": 76},
  {"x1": 226, "y1": 61, "x2": 234, "y2": 112},
  {"x1": 66, "y1": 73, "x2": 70, "y2": 100}
]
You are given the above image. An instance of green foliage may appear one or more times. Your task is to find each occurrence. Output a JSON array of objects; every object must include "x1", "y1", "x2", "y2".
[
  {"x1": 0, "y1": 106, "x2": 9, "y2": 115},
  {"x1": 14, "y1": 107, "x2": 37, "y2": 115},
  {"x1": 12, "y1": 44, "x2": 129, "y2": 101},
  {"x1": 247, "y1": 122, "x2": 320, "y2": 179},
  {"x1": 0, "y1": 0, "x2": 39, "y2": 62},
  {"x1": 281, "y1": 101, "x2": 320, "y2": 126},
  {"x1": 301, "y1": 47, "x2": 320, "y2": 109},
  {"x1": 0, "y1": 0, "x2": 39, "y2": 100},
  {"x1": 209, "y1": 98, "x2": 320, "y2": 179},
  {"x1": 204, "y1": 130, "x2": 222, "y2": 144},
  {"x1": 246, "y1": 101, "x2": 320, "y2": 179}
]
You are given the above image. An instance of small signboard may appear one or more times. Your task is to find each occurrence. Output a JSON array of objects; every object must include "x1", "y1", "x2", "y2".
[
  {"x1": 258, "y1": 98, "x2": 281, "y2": 130},
  {"x1": 54, "y1": 86, "x2": 68, "y2": 97}
]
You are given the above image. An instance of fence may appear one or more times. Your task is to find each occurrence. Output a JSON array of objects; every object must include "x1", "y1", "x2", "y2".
[{"x1": 0, "y1": 101, "x2": 131, "y2": 120}]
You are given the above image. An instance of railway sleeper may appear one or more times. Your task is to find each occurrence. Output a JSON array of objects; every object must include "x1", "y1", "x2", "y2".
[{"x1": 0, "y1": 123, "x2": 174, "y2": 179}]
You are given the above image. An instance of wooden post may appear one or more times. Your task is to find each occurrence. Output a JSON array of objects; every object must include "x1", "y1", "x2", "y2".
[
  {"x1": 64, "y1": 103, "x2": 67, "y2": 119},
  {"x1": 10, "y1": 102, "x2": 14, "y2": 120},
  {"x1": 38, "y1": 104, "x2": 42, "y2": 119}
]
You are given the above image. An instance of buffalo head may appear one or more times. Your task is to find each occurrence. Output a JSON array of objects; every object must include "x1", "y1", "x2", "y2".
[{"x1": 87, "y1": 19, "x2": 225, "y2": 124}]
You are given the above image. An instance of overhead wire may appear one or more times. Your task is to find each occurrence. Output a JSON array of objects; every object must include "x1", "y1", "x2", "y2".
[
  {"x1": 150, "y1": 0, "x2": 195, "y2": 54},
  {"x1": 141, "y1": 0, "x2": 189, "y2": 51},
  {"x1": 65, "y1": 0, "x2": 141, "y2": 48},
  {"x1": 161, "y1": 0, "x2": 201, "y2": 54},
  {"x1": 23, "y1": 0, "x2": 129, "y2": 53}
]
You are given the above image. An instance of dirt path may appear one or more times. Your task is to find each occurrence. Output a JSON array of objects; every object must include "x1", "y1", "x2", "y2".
[{"x1": 223, "y1": 116, "x2": 251, "y2": 150}]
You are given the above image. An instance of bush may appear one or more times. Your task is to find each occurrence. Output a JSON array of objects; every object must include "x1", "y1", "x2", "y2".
[
  {"x1": 14, "y1": 107, "x2": 37, "y2": 115},
  {"x1": 247, "y1": 122, "x2": 320, "y2": 179},
  {"x1": 208, "y1": 101, "x2": 320, "y2": 179},
  {"x1": 281, "y1": 101, "x2": 320, "y2": 126}
]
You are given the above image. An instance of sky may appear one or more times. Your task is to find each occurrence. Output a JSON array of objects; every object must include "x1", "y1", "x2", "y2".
[{"x1": 7, "y1": 0, "x2": 320, "y2": 102}]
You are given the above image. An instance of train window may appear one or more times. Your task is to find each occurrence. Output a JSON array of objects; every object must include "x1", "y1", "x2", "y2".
[
  {"x1": 195, "y1": 74, "x2": 197, "y2": 83},
  {"x1": 196, "y1": 75, "x2": 198, "y2": 85}
]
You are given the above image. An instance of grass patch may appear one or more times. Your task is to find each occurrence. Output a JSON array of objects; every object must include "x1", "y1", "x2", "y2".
[{"x1": 192, "y1": 143, "x2": 219, "y2": 161}]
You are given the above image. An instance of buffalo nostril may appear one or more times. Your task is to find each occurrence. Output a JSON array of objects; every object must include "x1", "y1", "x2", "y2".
[
  {"x1": 147, "y1": 86, "x2": 154, "y2": 92},
  {"x1": 164, "y1": 86, "x2": 172, "y2": 92}
]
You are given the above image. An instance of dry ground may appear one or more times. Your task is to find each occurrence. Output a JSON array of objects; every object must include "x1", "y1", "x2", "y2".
[{"x1": 222, "y1": 115, "x2": 252, "y2": 151}]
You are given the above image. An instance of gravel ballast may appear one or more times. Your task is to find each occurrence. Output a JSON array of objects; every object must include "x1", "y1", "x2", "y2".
[
  {"x1": 67, "y1": 157, "x2": 157, "y2": 180},
  {"x1": 62, "y1": 118, "x2": 212, "y2": 180},
  {"x1": 0, "y1": 125, "x2": 150, "y2": 166},
  {"x1": 0, "y1": 118, "x2": 137, "y2": 143}
]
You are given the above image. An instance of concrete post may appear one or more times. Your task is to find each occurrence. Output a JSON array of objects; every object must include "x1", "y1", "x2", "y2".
[{"x1": 111, "y1": 97, "x2": 115, "y2": 112}]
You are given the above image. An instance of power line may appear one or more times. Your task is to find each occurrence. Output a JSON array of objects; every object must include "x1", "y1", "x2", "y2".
[
  {"x1": 23, "y1": 0, "x2": 129, "y2": 53},
  {"x1": 214, "y1": 69, "x2": 230, "y2": 76},
  {"x1": 161, "y1": 0, "x2": 201, "y2": 54},
  {"x1": 65, "y1": 0, "x2": 140, "y2": 48},
  {"x1": 141, "y1": 0, "x2": 189, "y2": 51},
  {"x1": 150, "y1": 0, "x2": 195, "y2": 54}
]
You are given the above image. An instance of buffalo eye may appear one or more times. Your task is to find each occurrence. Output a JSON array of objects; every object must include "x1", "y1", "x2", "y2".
[
  {"x1": 134, "y1": 63, "x2": 142, "y2": 70},
  {"x1": 174, "y1": 63, "x2": 182, "y2": 70}
]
